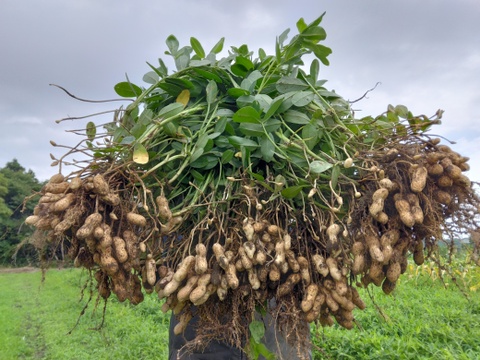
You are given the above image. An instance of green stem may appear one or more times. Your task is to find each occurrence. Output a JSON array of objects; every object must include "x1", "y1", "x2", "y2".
[{"x1": 141, "y1": 152, "x2": 185, "y2": 179}]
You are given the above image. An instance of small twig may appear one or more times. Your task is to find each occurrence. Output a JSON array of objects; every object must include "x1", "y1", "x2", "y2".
[
  {"x1": 50, "y1": 83, "x2": 133, "y2": 103},
  {"x1": 349, "y1": 82, "x2": 381, "y2": 104},
  {"x1": 55, "y1": 110, "x2": 120, "y2": 123}
]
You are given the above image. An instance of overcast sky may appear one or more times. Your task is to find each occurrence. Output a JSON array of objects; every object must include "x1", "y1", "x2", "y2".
[{"x1": 1, "y1": 0, "x2": 479, "y2": 184}]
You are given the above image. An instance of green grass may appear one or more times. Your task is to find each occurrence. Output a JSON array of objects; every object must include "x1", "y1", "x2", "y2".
[
  {"x1": 0, "y1": 269, "x2": 170, "y2": 360},
  {"x1": 1, "y1": 266, "x2": 479, "y2": 359},
  {"x1": 313, "y1": 270, "x2": 480, "y2": 360}
]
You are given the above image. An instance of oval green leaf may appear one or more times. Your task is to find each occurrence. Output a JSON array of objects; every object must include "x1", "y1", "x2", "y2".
[
  {"x1": 276, "y1": 77, "x2": 309, "y2": 93},
  {"x1": 206, "y1": 80, "x2": 218, "y2": 104},
  {"x1": 228, "y1": 136, "x2": 259, "y2": 149},
  {"x1": 190, "y1": 37, "x2": 205, "y2": 58},
  {"x1": 281, "y1": 185, "x2": 305, "y2": 199},
  {"x1": 114, "y1": 82, "x2": 143, "y2": 98},
  {"x1": 233, "y1": 106, "x2": 261, "y2": 124},
  {"x1": 284, "y1": 110, "x2": 310, "y2": 124},
  {"x1": 309, "y1": 159, "x2": 332, "y2": 174},
  {"x1": 86, "y1": 121, "x2": 96, "y2": 140}
]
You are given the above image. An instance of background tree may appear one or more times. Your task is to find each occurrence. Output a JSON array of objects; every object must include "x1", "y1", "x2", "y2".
[{"x1": 0, "y1": 159, "x2": 43, "y2": 265}]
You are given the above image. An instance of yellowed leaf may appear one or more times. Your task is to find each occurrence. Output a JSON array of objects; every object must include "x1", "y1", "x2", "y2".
[
  {"x1": 176, "y1": 89, "x2": 190, "y2": 107},
  {"x1": 133, "y1": 143, "x2": 149, "y2": 164}
]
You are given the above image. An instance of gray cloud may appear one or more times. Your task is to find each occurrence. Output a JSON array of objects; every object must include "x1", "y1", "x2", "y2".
[{"x1": 1, "y1": 0, "x2": 479, "y2": 182}]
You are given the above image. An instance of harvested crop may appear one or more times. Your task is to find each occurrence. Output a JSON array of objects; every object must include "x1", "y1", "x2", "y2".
[{"x1": 25, "y1": 13, "x2": 480, "y2": 358}]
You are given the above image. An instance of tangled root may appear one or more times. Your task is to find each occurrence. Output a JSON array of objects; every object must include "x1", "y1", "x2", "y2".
[{"x1": 26, "y1": 135, "x2": 479, "y2": 355}]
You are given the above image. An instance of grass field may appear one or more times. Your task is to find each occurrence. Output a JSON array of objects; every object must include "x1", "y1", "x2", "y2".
[{"x1": 1, "y1": 262, "x2": 479, "y2": 360}]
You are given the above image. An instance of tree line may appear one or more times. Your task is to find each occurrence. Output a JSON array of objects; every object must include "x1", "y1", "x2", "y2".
[{"x1": 0, "y1": 159, "x2": 44, "y2": 266}]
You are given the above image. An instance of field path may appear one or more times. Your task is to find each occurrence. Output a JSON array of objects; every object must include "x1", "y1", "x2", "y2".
[
  {"x1": 0, "y1": 269, "x2": 48, "y2": 359},
  {"x1": 0, "y1": 266, "x2": 38, "y2": 274}
]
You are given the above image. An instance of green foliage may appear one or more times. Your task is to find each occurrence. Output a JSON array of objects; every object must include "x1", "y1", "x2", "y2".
[
  {"x1": 0, "y1": 173, "x2": 12, "y2": 217},
  {"x1": 83, "y1": 13, "x2": 441, "y2": 224},
  {"x1": 0, "y1": 159, "x2": 43, "y2": 265},
  {"x1": 247, "y1": 320, "x2": 275, "y2": 359}
]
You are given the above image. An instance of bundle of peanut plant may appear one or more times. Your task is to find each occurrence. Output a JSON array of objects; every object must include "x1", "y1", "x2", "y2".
[{"x1": 25, "y1": 13, "x2": 479, "y2": 358}]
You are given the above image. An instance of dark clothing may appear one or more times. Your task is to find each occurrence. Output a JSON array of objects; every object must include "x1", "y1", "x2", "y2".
[{"x1": 169, "y1": 301, "x2": 311, "y2": 360}]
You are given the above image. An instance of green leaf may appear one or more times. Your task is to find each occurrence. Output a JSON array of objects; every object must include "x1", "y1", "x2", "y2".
[
  {"x1": 114, "y1": 82, "x2": 143, "y2": 98},
  {"x1": 206, "y1": 80, "x2": 218, "y2": 104},
  {"x1": 190, "y1": 59, "x2": 212, "y2": 67},
  {"x1": 296, "y1": 18, "x2": 308, "y2": 33},
  {"x1": 300, "y1": 26, "x2": 327, "y2": 43},
  {"x1": 302, "y1": 123, "x2": 321, "y2": 150},
  {"x1": 86, "y1": 121, "x2": 96, "y2": 140},
  {"x1": 120, "y1": 135, "x2": 136, "y2": 145},
  {"x1": 258, "y1": 48, "x2": 267, "y2": 60},
  {"x1": 311, "y1": 44, "x2": 332, "y2": 66},
  {"x1": 165, "y1": 77, "x2": 194, "y2": 90},
  {"x1": 284, "y1": 109, "x2": 310, "y2": 124},
  {"x1": 238, "y1": 123, "x2": 265, "y2": 137},
  {"x1": 263, "y1": 118, "x2": 282, "y2": 133},
  {"x1": 162, "y1": 121, "x2": 178, "y2": 137},
  {"x1": 278, "y1": 28, "x2": 290, "y2": 46},
  {"x1": 231, "y1": 56, "x2": 254, "y2": 77},
  {"x1": 308, "y1": 12, "x2": 326, "y2": 28},
  {"x1": 192, "y1": 68, "x2": 223, "y2": 83},
  {"x1": 233, "y1": 106, "x2": 261, "y2": 123},
  {"x1": 309, "y1": 159, "x2": 332, "y2": 174},
  {"x1": 283, "y1": 43, "x2": 302, "y2": 63},
  {"x1": 291, "y1": 91, "x2": 315, "y2": 107},
  {"x1": 190, "y1": 169, "x2": 205, "y2": 182},
  {"x1": 240, "y1": 78, "x2": 255, "y2": 92},
  {"x1": 276, "y1": 77, "x2": 309, "y2": 93},
  {"x1": 138, "y1": 109, "x2": 154, "y2": 125},
  {"x1": 165, "y1": 35, "x2": 179, "y2": 55},
  {"x1": 237, "y1": 44, "x2": 250, "y2": 56},
  {"x1": 394, "y1": 104, "x2": 409, "y2": 118},
  {"x1": 256, "y1": 343, "x2": 275, "y2": 360},
  {"x1": 130, "y1": 122, "x2": 147, "y2": 139},
  {"x1": 241, "y1": 146, "x2": 251, "y2": 168},
  {"x1": 259, "y1": 136, "x2": 275, "y2": 162},
  {"x1": 331, "y1": 164, "x2": 340, "y2": 189},
  {"x1": 146, "y1": 61, "x2": 167, "y2": 79},
  {"x1": 209, "y1": 37, "x2": 225, "y2": 54},
  {"x1": 247, "y1": 70, "x2": 263, "y2": 84},
  {"x1": 214, "y1": 116, "x2": 228, "y2": 133},
  {"x1": 190, "y1": 37, "x2": 205, "y2": 58},
  {"x1": 221, "y1": 149, "x2": 235, "y2": 164},
  {"x1": 190, "y1": 147, "x2": 204, "y2": 163},
  {"x1": 190, "y1": 155, "x2": 218, "y2": 170},
  {"x1": 228, "y1": 87, "x2": 250, "y2": 98},
  {"x1": 281, "y1": 185, "x2": 305, "y2": 199},
  {"x1": 143, "y1": 71, "x2": 159, "y2": 85},
  {"x1": 276, "y1": 91, "x2": 297, "y2": 113},
  {"x1": 310, "y1": 59, "x2": 319, "y2": 84},
  {"x1": 236, "y1": 95, "x2": 256, "y2": 108},
  {"x1": 228, "y1": 136, "x2": 259, "y2": 149},
  {"x1": 249, "y1": 320, "x2": 265, "y2": 343},
  {"x1": 275, "y1": 37, "x2": 281, "y2": 63},
  {"x1": 249, "y1": 171, "x2": 265, "y2": 182},
  {"x1": 157, "y1": 102, "x2": 184, "y2": 120},
  {"x1": 236, "y1": 56, "x2": 254, "y2": 69},
  {"x1": 263, "y1": 97, "x2": 283, "y2": 121},
  {"x1": 133, "y1": 143, "x2": 149, "y2": 164}
]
